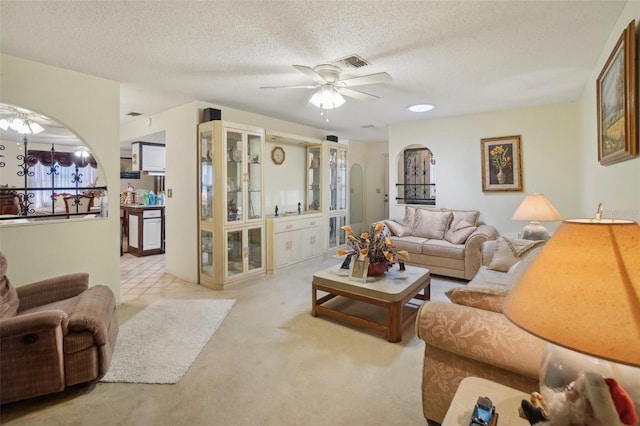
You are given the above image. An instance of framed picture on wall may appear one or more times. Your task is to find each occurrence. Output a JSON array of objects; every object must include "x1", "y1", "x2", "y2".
[
  {"x1": 597, "y1": 20, "x2": 637, "y2": 166},
  {"x1": 480, "y1": 135, "x2": 523, "y2": 192},
  {"x1": 120, "y1": 157, "x2": 140, "y2": 179}
]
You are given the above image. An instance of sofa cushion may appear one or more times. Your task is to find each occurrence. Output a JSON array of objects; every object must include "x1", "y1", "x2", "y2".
[
  {"x1": 487, "y1": 237, "x2": 545, "y2": 272},
  {"x1": 443, "y1": 209, "x2": 480, "y2": 244},
  {"x1": 421, "y1": 239, "x2": 465, "y2": 260},
  {"x1": 384, "y1": 219, "x2": 412, "y2": 237},
  {"x1": 445, "y1": 285, "x2": 509, "y2": 313},
  {"x1": 413, "y1": 209, "x2": 453, "y2": 239},
  {"x1": 388, "y1": 235, "x2": 428, "y2": 253}
]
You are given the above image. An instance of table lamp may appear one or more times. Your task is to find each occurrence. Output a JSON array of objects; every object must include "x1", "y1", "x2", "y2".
[
  {"x1": 503, "y1": 218, "x2": 640, "y2": 416},
  {"x1": 511, "y1": 193, "x2": 562, "y2": 240}
]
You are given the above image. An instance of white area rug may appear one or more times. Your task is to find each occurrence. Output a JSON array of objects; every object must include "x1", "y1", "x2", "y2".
[{"x1": 101, "y1": 298, "x2": 236, "y2": 384}]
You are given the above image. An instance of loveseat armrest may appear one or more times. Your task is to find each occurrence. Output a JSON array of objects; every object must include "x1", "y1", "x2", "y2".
[
  {"x1": 0, "y1": 310, "x2": 69, "y2": 338},
  {"x1": 462, "y1": 225, "x2": 498, "y2": 279},
  {"x1": 416, "y1": 301, "x2": 545, "y2": 378},
  {"x1": 0, "y1": 311, "x2": 67, "y2": 404},
  {"x1": 16, "y1": 273, "x2": 89, "y2": 312}
]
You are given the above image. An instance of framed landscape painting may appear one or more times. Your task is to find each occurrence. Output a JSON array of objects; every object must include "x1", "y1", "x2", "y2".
[
  {"x1": 481, "y1": 135, "x2": 523, "y2": 192},
  {"x1": 597, "y1": 20, "x2": 637, "y2": 166}
]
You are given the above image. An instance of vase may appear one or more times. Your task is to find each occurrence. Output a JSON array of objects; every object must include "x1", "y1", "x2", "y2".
[
  {"x1": 367, "y1": 262, "x2": 387, "y2": 276},
  {"x1": 497, "y1": 168, "x2": 506, "y2": 184}
]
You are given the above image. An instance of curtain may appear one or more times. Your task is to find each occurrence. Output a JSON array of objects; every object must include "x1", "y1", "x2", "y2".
[{"x1": 27, "y1": 162, "x2": 98, "y2": 208}]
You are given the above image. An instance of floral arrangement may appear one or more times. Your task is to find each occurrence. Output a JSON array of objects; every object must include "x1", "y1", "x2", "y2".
[
  {"x1": 337, "y1": 223, "x2": 409, "y2": 267},
  {"x1": 490, "y1": 145, "x2": 512, "y2": 170}
]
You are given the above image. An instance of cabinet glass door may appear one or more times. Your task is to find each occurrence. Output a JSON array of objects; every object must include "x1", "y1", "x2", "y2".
[
  {"x1": 307, "y1": 146, "x2": 321, "y2": 211},
  {"x1": 246, "y1": 132, "x2": 263, "y2": 220},
  {"x1": 199, "y1": 126, "x2": 214, "y2": 222},
  {"x1": 200, "y1": 230, "x2": 214, "y2": 279},
  {"x1": 328, "y1": 216, "x2": 337, "y2": 248},
  {"x1": 329, "y1": 147, "x2": 338, "y2": 211},
  {"x1": 337, "y1": 149, "x2": 347, "y2": 211},
  {"x1": 226, "y1": 130, "x2": 243, "y2": 224},
  {"x1": 227, "y1": 229, "x2": 243, "y2": 277},
  {"x1": 338, "y1": 215, "x2": 347, "y2": 245},
  {"x1": 247, "y1": 226, "x2": 263, "y2": 272}
]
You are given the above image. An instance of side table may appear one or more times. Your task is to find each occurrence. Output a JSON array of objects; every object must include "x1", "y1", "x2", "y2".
[{"x1": 442, "y1": 377, "x2": 531, "y2": 425}]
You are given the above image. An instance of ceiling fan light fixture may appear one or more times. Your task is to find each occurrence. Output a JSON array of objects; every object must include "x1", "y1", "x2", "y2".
[
  {"x1": 407, "y1": 104, "x2": 435, "y2": 113},
  {"x1": 0, "y1": 118, "x2": 10, "y2": 131},
  {"x1": 309, "y1": 86, "x2": 345, "y2": 110},
  {"x1": 29, "y1": 121, "x2": 45, "y2": 134}
]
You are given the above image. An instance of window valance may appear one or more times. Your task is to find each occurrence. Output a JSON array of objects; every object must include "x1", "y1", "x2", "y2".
[{"x1": 27, "y1": 150, "x2": 98, "y2": 168}]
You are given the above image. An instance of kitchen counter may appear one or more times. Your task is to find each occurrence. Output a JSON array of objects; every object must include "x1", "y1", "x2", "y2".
[{"x1": 121, "y1": 204, "x2": 165, "y2": 256}]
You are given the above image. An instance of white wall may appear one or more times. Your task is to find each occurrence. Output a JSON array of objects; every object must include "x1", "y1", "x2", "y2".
[
  {"x1": 0, "y1": 55, "x2": 121, "y2": 300},
  {"x1": 577, "y1": 1, "x2": 640, "y2": 222},
  {"x1": 389, "y1": 103, "x2": 581, "y2": 235},
  {"x1": 120, "y1": 101, "x2": 331, "y2": 283}
]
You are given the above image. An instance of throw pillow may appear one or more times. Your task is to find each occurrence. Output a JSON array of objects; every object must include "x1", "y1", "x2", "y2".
[
  {"x1": 412, "y1": 209, "x2": 453, "y2": 239},
  {"x1": 443, "y1": 209, "x2": 480, "y2": 227},
  {"x1": 404, "y1": 206, "x2": 417, "y2": 229},
  {"x1": 445, "y1": 285, "x2": 509, "y2": 313},
  {"x1": 0, "y1": 252, "x2": 19, "y2": 318},
  {"x1": 444, "y1": 219, "x2": 477, "y2": 244},
  {"x1": 384, "y1": 220, "x2": 412, "y2": 237},
  {"x1": 487, "y1": 237, "x2": 545, "y2": 272}
]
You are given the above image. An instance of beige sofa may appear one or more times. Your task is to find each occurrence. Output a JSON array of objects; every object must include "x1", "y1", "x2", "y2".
[
  {"x1": 383, "y1": 207, "x2": 498, "y2": 279},
  {"x1": 415, "y1": 238, "x2": 548, "y2": 424}
]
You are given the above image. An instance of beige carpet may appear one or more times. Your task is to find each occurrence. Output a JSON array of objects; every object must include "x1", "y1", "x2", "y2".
[{"x1": 0, "y1": 256, "x2": 463, "y2": 426}]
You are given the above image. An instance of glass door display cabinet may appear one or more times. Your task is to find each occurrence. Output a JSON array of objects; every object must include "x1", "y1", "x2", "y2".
[
  {"x1": 324, "y1": 142, "x2": 348, "y2": 251},
  {"x1": 198, "y1": 120, "x2": 265, "y2": 289},
  {"x1": 306, "y1": 145, "x2": 322, "y2": 211}
]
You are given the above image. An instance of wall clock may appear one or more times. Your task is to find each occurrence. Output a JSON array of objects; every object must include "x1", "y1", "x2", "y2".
[{"x1": 271, "y1": 146, "x2": 285, "y2": 165}]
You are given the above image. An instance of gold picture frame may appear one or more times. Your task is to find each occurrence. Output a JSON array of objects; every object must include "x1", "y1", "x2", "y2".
[
  {"x1": 481, "y1": 135, "x2": 523, "y2": 192},
  {"x1": 597, "y1": 20, "x2": 637, "y2": 166}
]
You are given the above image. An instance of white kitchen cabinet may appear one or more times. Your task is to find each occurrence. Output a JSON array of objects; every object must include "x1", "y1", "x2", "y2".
[
  {"x1": 132, "y1": 142, "x2": 165, "y2": 172},
  {"x1": 124, "y1": 205, "x2": 165, "y2": 256}
]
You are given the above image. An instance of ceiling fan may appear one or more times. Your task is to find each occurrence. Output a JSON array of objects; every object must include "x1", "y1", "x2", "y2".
[
  {"x1": 0, "y1": 104, "x2": 53, "y2": 134},
  {"x1": 260, "y1": 64, "x2": 391, "y2": 109}
]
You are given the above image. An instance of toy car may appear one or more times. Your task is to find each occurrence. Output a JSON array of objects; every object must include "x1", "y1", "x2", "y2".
[{"x1": 470, "y1": 396, "x2": 495, "y2": 426}]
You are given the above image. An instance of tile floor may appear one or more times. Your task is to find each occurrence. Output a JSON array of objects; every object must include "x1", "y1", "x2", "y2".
[{"x1": 119, "y1": 253, "x2": 190, "y2": 300}]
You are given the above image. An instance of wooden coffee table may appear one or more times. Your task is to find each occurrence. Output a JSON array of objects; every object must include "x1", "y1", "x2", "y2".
[{"x1": 311, "y1": 264, "x2": 430, "y2": 342}]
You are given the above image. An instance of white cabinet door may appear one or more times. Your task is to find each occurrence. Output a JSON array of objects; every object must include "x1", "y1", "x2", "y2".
[
  {"x1": 300, "y1": 227, "x2": 321, "y2": 259},
  {"x1": 141, "y1": 144, "x2": 165, "y2": 171},
  {"x1": 143, "y1": 218, "x2": 162, "y2": 250},
  {"x1": 272, "y1": 231, "x2": 299, "y2": 268}
]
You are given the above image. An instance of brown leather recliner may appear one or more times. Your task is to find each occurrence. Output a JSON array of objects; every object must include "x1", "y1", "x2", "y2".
[{"x1": 0, "y1": 251, "x2": 118, "y2": 405}]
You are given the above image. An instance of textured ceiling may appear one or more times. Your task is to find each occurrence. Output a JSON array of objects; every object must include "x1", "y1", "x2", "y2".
[{"x1": 0, "y1": 1, "x2": 627, "y2": 143}]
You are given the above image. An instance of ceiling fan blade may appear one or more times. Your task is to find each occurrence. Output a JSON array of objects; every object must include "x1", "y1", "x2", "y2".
[
  {"x1": 293, "y1": 65, "x2": 326, "y2": 84},
  {"x1": 336, "y1": 87, "x2": 380, "y2": 101},
  {"x1": 339, "y1": 72, "x2": 391, "y2": 87},
  {"x1": 260, "y1": 85, "x2": 319, "y2": 90}
]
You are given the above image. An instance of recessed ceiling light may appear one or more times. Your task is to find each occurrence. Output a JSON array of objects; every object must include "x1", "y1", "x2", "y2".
[{"x1": 407, "y1": 104, "x2": 435, "y2": 113}]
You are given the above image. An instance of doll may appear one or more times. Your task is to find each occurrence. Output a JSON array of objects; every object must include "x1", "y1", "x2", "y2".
[{"x1": 520, "y1": 372, "x2": 638, "y2": 426}]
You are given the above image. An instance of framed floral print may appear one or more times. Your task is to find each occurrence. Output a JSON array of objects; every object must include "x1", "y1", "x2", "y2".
[
  {"x1": 481, "y1": 135, "x2": 523, "y2": 192},
  {"x1": 597, "y1": 20, "x2": 637, "y2": 166}
]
